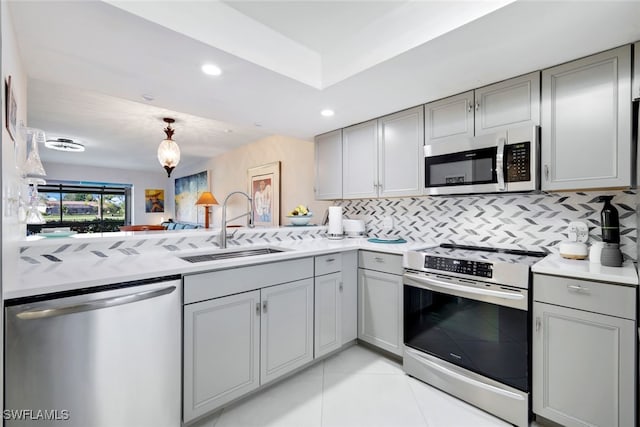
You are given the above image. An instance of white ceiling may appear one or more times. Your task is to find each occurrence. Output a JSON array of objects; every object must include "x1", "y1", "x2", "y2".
[{"x1": 8, "y1": 0, "x2": 640, "y2": 174}]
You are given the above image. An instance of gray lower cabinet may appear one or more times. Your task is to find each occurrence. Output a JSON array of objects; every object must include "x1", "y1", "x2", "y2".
[
  {"x1": 357, "y1": 251, "x2": 403, "y2": 356},
  {"x1": 182, "y1": 258, "x2": 314, "y2": 423},
  {"x1": 533, "y1": 274, "x2": 636, "y2": 427},
  {"x1": 314, "y1": 271, "x2": 343, "y2": 358},
  {"x1": 314, "y1": 251, "x2": 358, "y2": 358},
  {"x1": 183, "y1": 290, "x2": 261, "y2": 422},
  {"x1": 260, "y1": 278, "x2": 314, "y2": 385}
]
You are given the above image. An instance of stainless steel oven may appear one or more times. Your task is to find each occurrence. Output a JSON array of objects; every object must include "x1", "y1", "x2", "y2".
[
  {"x1": 403, "y1": 244, "x2": 545, "y2": 427},
  {"x1": 424, "y1": 125, "x2": 539, "y2": 195}
]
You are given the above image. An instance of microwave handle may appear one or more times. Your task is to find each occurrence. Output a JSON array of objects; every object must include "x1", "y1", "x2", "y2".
[{"x1": 496, "y1": 137, "x2": 506, "y2": 191}]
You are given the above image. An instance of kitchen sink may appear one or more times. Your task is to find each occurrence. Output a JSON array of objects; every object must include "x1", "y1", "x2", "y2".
[{"x1": 180, "y1": 247, "x2": 286, "y2": 263}]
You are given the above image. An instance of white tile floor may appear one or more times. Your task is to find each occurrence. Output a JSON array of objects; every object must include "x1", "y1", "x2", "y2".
[{"x1": 191, "y1": 344, "x2": 525, "y2": 427}]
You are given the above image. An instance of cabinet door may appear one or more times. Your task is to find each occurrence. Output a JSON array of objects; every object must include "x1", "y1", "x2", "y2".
[
  {"x1": 315, "y1": 129, "x2": 343, "y2": 200},
  {"x1": 183, "y1": 290, "x2": 261, "y2": 422},
  {"x1": 342, "y1": 120, "x2": 378, "y2": 198},
  {"x1": 261, "y1": 278, "x2": 314, "y2": 384},
  {"x1": 314, "y1": 272, "x2": 342, "y2": 358},
  {"x1": 358, "y1": 268, "x2": 403, "y2": 356},
  {"x1": 341, "y1": 251, "x2": 358, "y2": 344},
  {"x1": 541, "y1": 45, "x2": 631, "y2": 190},
  {"x1": 378, "y1": 106, "x2": 425, "y2": 197},
  {"x1": 533, "y1": 301, "x2": 635, "y2": 427},
  {"x1": 475, "y1": 71, "x2": 540, "y2": 135},
  {"x1": 424, "y1": 91, "x2": 474, "y2": 145},
  {"x1": 633, "y1": 41, "x2": 640, "y2": 100}
]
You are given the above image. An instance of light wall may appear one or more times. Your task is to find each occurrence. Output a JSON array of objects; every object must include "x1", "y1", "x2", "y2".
[
  {"x1": 179, "y1": 134, "x2": 333, "y2": 228},
  {"x1": 42, "y1": 162, "x2": 172, "y2": 225},
  {"x1": 2, "y1": 0, "x2": 27, "y2": 290}
]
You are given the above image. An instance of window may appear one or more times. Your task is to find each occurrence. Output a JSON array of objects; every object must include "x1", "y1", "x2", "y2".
[{"x1": 29, "y1": 182, "x2": 131, "y2": 234}]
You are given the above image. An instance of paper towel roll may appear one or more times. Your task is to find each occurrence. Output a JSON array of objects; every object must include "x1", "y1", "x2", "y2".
[{"x1": 327, "y1": 206, "x2": 344, "y2": 239}]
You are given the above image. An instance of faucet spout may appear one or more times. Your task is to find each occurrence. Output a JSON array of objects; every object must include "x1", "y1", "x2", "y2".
[{"x1": 220, "y1": 191, "x2": 254, "y2": 249}]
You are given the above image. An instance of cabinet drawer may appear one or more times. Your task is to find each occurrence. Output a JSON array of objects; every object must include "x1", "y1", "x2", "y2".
[
  {"x1": 358, "y1": 251, "x2": 403, "y2": 275},
  {"x1": 534, "y1": 274, "x2": 636, "y2": 320},
  {"x1": 184, "y1": 257, "x2": 314, "y2": 304},
  {"x1": 315, "y1": 253, "x2": 342, "y2": 276}
]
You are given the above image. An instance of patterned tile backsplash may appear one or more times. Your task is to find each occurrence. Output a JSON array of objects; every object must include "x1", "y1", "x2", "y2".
[{"x1": 339, "y1": 190, "x2": 638, "y2": 260}]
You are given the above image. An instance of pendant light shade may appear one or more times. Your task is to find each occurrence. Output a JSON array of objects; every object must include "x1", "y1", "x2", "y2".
[{"x1": 158, "y1": 118, "x2": 180, "y2": 177}]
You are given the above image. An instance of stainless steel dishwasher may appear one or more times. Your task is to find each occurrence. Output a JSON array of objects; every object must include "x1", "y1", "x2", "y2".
[{"x1": 4, "y1": 276, "x2": 181, "y2": 427}]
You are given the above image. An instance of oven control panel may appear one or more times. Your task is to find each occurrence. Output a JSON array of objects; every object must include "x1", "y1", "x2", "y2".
[{"x1": 424, "y1": 256, "x2": 493, "y2": 278}]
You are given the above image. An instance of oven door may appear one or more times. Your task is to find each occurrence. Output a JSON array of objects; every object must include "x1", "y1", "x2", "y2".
[{"x1": 403, "y1": 271, "x2": 529, "y2": 392}]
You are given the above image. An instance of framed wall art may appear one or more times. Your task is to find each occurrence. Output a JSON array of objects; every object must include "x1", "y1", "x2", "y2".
[
  {"x1": 174, "y1": 170, "x2": 208, "y2": 224},
  {"x1": 144, "y1": 189, "x2": 165, "y2": 213},
  {"x1": 5, "y1": 75, "x2": 17, "y2": 142},
  {"x1": 248, "y1": 161, "x2": 280, "y2": 227}
]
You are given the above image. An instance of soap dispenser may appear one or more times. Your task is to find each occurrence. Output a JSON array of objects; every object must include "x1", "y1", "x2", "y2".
[{"x1": 598, "y1": 195, "x2": 623, "y2": 267}]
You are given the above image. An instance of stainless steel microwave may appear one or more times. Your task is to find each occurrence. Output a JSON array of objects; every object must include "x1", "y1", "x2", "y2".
[{"x1": 424, "y1": 125, "x2": 540, "y2": 195}]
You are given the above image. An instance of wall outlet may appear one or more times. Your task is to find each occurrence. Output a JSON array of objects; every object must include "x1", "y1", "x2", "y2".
[{"x1": 567, "y1": 221, "x2": 589, "y2": 243}]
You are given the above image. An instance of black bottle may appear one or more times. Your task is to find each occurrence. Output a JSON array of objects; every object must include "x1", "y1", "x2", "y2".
[{"x1": 598, "y1": 195, "x2": 620, "y2": 244}]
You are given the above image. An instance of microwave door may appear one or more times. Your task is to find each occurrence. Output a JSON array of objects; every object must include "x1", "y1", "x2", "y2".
[{"x1": 425, "y1": 146, "x2": 499, "y2": 195}]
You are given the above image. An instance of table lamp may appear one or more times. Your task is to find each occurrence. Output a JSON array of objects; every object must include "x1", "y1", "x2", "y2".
[{"x1": 195, "y1": 191, "x2": 219, "y2": 229}]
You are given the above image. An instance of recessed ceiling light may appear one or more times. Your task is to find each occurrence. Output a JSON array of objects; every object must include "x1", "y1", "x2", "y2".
[
  {"x1": 320, "y1": 109, "x2": 335, "y2": 117},
  {"x1": 202, "y1": 64, "x2": 222, "y2": 76},
  {"x1": 45, "y1": 138, "x2": 85, "y2": 152}
]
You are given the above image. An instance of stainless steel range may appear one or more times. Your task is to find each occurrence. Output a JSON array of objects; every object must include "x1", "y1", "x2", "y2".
[{"x1": 403, "y1": 243, "x2": 546, "y2": 427}]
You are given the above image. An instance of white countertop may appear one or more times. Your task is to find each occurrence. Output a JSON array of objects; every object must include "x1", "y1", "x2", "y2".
[
  {"x1": 10, "y1": 236, "x2": 434, "y2": 300},
  {"x1": 12, "y1": 233, "x2": 638, "y2": 300},
  {"x1": 532, "y1": 253, "x2": 638, "y2": 286}
]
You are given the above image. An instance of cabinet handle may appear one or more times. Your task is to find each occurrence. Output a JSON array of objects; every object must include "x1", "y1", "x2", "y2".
[
  {"x1": 567, "y1": 284, "x2": 590, "y2": 293},
  {"x1": 326, "y1": 258, "x2": 335, "y2": 263},
  {"x1": 535, "y1": 317, "x2": 541, "y2": 332},
  {"x1": 544, "y1": 164, "x2": 549, "y2": 181},
  {"x1": 467, "y1": 101, "x2": 472, "y2": 113},
  {"x1": 256, "y1": 302, "x2": 260, "y2": 315},
  {"x1": 374, "y1": 257, "x2": 385, "y2": 263},
  {"x1": 339, "y1": 282, "x2": 343, "y2": 292},
  {"x1": 475, "y1": 102, "x2": 480, "y2": 111},
  {"x1": 262, "y1": 301, "x2": 267, "y2": 313}
]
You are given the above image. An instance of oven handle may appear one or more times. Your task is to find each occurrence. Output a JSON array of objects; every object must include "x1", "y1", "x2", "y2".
[
  {"x1": 406, "y1": 348, "x2": 525, "y2": 401},
  {"x1": 403, "y1": 272, "x2": 524, "y2": 301}
]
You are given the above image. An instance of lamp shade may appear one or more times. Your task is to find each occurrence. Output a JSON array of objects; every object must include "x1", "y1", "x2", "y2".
[
  {"x1": 195, "y1": 191, "x2": 219, "y2": 206},
  {"x1": 158, "y1": 118, "x2": 180, "y2": 177},
  {"x1": 157, "y1": 138, "x2": 180, "y2": 177}
]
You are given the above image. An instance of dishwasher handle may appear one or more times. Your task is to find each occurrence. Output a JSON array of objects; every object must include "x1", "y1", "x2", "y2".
[{"x1": 16, "y1": 285, "x2": 177, "y2": 320}]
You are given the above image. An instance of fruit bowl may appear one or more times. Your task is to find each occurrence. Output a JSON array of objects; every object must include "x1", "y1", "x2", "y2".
[{"x1": 287, "y1": 214, "x2": 313, "y2": 226}]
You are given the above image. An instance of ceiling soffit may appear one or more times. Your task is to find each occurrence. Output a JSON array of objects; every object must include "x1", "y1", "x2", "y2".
[{"x1": 105, "y1": 0, "x2": 515, "y2": 89}]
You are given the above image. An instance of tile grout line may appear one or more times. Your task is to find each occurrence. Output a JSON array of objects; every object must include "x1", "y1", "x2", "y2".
[
  {"x1": 320, "y1": 359, "x2": 326, "y2": 427},
  {"x1": 406, "y1": 376, "x2": 432, "y2": 427}
]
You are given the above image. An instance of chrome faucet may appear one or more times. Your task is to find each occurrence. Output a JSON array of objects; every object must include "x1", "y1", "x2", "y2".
[{"x1": 220, "y1": 191, "x2": 254, "y2": 249}]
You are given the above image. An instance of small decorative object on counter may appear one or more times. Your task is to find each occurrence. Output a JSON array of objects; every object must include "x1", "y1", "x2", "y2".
[
  {"x1": 598, "y1": 195, "x2": 622, "y2": 267},
  {"x1": 287, "y1": 205, "x2": 313, "y2": 226}
]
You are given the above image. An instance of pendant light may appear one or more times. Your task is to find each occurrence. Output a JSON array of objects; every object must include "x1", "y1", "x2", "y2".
[{"x1": 157, "y1": 117, "x2": 180, "y2": 177}]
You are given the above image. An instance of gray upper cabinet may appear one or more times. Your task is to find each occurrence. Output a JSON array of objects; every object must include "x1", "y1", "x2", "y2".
[
  {"x1": 633, "y1": 41, "x2": 640, "y2": 100},
  {"x1": 314, "y1": 129, "x2": 343, "y2": 200},
  {"x1": 425, "y1": 72, "x2": 540, "y2": 146},
  {"x1": 342, "y1": 107, "x2": 424, "y2": 199},
  {"x1": 377, "y1": 106, "x2": 425, "y2": 198},
  {"x1": 342, "y1": 119, "x2": 379, "y2": 199},
  {"x1": 425, "y1": 91, "x2": 474, "y2": 144},
  {"x1": 474, "y1": 71, "x2": 540, "y2": 135},
  {"x1": 541, "y1": 45, "x2": 632, "y2": 191}
]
